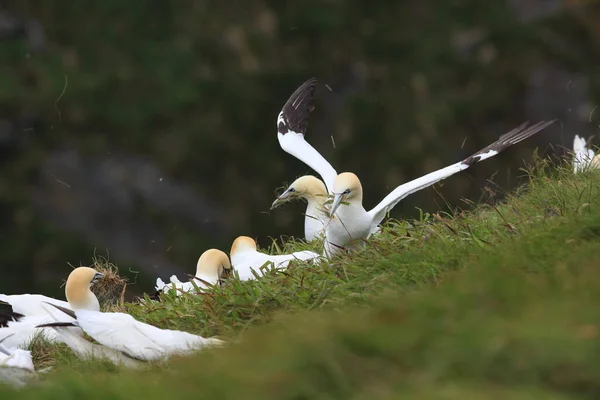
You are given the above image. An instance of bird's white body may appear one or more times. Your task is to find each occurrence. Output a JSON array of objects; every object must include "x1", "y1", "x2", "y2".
[
  {"x1": 274, "y1": 77, "x2": 555, "y2": 257},
  {"x1": 154, "y1": 249, "x2": 231, "y2": 296},
  {"x1": 0, "y1": 315, "x2": 63, "y2": 349},
  {"x1": 46, "y1": 323, "x2": 142, "y2": 368},
  {"x1": 303, "y1": 196, "x2": 329, "y2": 241},
  {"x1": 38, "y1": 303, "x2": 142, "y2": 368},
  {"x1": 155, "y1": 273, "x2": 215, "y2": 295},
  {"x1": 230, "y1": 237, "x2": 320, "y2": 281},
  {"x1": 73, "y1": 309, "x2": 223, "y2": 361},
  {"x1": 573, "y1": 135, "x2": 600, "y2": 173},
  {"x1": 0, "y1": 293, "x2": 85, "y2": 349},
  {"x1": 37, "y1": 266, "x2": 224, "y2": 363},
  {"x1": 0, "y1": 294, "x2": 71, "y2": 317},
  {"x1": 231, "y1": 248, "x2": 320, "y2": 281},
  {"x1": 0, "y1": 343, "x2": 35, "y2": 388},
  {"x1": 325, "y1": 160, "x2": 480, "y2": 256},
  {"x1": 0, "y1": 343, "x2": 34, "y2": 372}
]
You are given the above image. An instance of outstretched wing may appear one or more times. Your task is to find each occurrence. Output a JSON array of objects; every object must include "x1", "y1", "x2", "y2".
[
  {"x1": 277, "y1": 78, "x2": 338, "y2": 194},
  {"x1": 367, "y1": 120, "x2": 556, "y2": 228}
]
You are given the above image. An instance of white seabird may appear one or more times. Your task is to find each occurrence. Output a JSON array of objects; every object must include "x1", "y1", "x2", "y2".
[
  {"x1": 155, "y1": 249, "x2": 231, "y2": 296},
  {"x1": 38, "y1": 267, "x2": 224, "y2": 362},
  {"x1": 229, "y1": 236, "x2": 321, "y2": 281},
  {"x1": 573, "y1": 134, "x2": 599, "y2": 173},
  {"x1": 270, "y1": 175, "x2": 330, "y2": 242},
  {"x1": 0, "y1": 268, "x2": 101, "y2": 349},
  {"x1": 276, "y1": 78, "x2": 556, "y2": 257}
]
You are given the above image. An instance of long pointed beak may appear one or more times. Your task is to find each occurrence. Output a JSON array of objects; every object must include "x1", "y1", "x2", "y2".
[
  {"x1": 329, "y1": 193, "x2": 346, "y2": 217},
  {"x1": 270, "y1": 190, "x2": 292, "y2": 210},
  {"x1": 92, "y1": 272, "x2": 105, "y2": 283}
]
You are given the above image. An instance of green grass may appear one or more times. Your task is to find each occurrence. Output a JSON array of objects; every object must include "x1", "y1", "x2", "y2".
[{"x1": 3, "y1": 157, "x2": 600, "y2": 399}]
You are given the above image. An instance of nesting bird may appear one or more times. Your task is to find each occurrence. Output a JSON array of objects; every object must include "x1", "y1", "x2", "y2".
[
  {"x1": 0, "y1": 270, "x2": 100, "y2": 349},
  {"x1": 229, "y1": 236, "x2": 321, "y2": 281},
  {"x1": 155, "y1": 249, "x2": 231, "y2": 296},
  {"x1": 573, "y1": 134, "x2": 599, "y2": 173},
  {"x1": 270, "y1": 175, "x2": 330, "y2": 241},
  {"x1": 275, "y1": 78, "x2": 556, "y2": 257},
  {"x1": 39, "y1": 267, "x2": 224, "y2": 362}
]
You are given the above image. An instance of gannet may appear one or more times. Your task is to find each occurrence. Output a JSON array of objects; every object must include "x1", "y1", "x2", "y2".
[
  {"x1": 276, "y1": 77, "x2": 556, "y2": 257},
  {"x1": 38, "y1": 267, "x2": 224, "y2": 362},
  {"x1": 270, "y1": 175, "x2": 329, "y2": 241},
  {"x1": 273, "y1": 78, "x2": 380, "y2": 238},
  {"x1": 573, "y1": 134, "x2": 600, "y2": 173},
  {"x1": 229, "y1": 236, "x2": 321, "y2": 281},
  {"x1": 0, "y1": 267, "x2": 101, "y2": 349},
  {"x1": 155, "y1": 249, "x2": 231, "y2": 296}
]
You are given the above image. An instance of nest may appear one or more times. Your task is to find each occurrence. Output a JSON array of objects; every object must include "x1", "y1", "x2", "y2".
[{"x1": 86, "y1": 256, "x2": 128, "y2": 311}]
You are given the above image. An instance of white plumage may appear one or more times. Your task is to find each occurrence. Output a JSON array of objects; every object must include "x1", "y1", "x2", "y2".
[
  {"x1": 276, "y1": 78, "x2": 556, "y2": 257},
  {"x1": 0, "y1": 315, "x2": 64, "y2": 349},
  {"x1": 155, "y1": 249, "x2": 231, "y2": 295},
  {"x1": 573, "y1": 134, "x2": 599, "y2": 173},
  {"x1": 270, "y1": 175, "x2": 330, "y2": 242},
  {"x1": 0, "y1": 341, "x2": 35, "y2": 388},
  {"x1": 0, "y1": 268, "x2": 101, "y2": 349},
  {"x1": 0, "y1": 294, "x2": 71, "y2": 317},
  {"x1": 0, "y1": 342, "x2": 34, "y2": 372},
  {"x1": 71, "y1": 309, "x2": 223, "y2": 361},
  {"x1": 38, "y1": 266, "x2": 224, "y2": 362},
  {"x1": 230, "y1": 236, "x2": 321, "y2": 281}
]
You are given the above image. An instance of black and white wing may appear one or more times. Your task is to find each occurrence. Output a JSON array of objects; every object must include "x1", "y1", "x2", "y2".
[{"x1": 277, "y1": 78, "x2": 338, "y2": 194}]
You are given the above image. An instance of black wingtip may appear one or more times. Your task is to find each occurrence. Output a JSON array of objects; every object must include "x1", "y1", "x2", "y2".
[
  {"x1": 462, "y1": 119, "x2": 556, "y2": 167},
  {"x1": 0, "y1": 301, "x2": 24, "y2": 328},
  {"x1": 36, "y1": 322, "x2": 78, "y2": 328},
  {"x1": 277, "y1": 77, "x2": 318, "y2": 135},
  {"x1": 43, "y1": 301, "x2": 77, "y2": 319}
]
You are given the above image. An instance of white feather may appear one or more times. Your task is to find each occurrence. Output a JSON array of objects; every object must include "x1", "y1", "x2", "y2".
[
  {"x1": 0, "y1": 294, "x2": 71, "y2": 317},
  {"x1": 231, "y1": 247, "x2": 321, "y2": 281},
  {"x1": 278, "y1": 131, "x2": 338, "y2": 195},
  {"x1": 73, "y1": 309, "x2": 223, "y2": 361},
  {"x1": 573, "y1": 134, "x2": 597, "y2": 173},
  {"x1": 38, "y1": 303, "x2": 142, "y2": 368},
  {"x1": 0, "y1": 343, "x2": 34, "y2": 372}
]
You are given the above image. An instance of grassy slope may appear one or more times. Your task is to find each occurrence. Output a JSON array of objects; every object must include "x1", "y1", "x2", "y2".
[{"x1": 3, "y1": 159, "x2": 600, "y2": 399}]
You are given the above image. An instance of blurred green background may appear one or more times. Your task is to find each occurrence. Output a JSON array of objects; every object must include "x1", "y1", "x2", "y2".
[{"x1": 0, "y1": 1, "x2": 595, "y2": 297}]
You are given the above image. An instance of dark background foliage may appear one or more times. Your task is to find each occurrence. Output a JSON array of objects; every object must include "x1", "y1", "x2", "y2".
[{"x1": 0, "y1": 1, "x2": 595, "y2": 296}]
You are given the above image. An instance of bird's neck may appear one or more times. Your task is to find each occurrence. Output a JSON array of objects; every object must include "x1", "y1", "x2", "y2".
[
  {"x1": 68, "y1": 287, "x2": 100, "y2": 311},
  {"x1": 195, "y1": 267, "x2": 220, "y2": 284},
  {"x1": 334, "y1": 198, "x2": 367, "y2": 219},
  {"x1": 305, "y1": 198, "x2": 329, "y2": 219}
]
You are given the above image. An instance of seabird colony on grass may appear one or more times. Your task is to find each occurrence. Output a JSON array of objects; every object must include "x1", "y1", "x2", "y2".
[
  {"x1": 36, "y1": 267, "x2": 223, "y2": 363},
  {"x1": 0, "y1": 77, "x2": 560, "y2": 378}
]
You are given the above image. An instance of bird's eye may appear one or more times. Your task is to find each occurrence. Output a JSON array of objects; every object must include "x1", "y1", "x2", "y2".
[
  {"x1": 288, "y1": 188, "x2": 296, "y2": 193},
  {"x1": 343, "y1": 189, "x2": 351, "y2": 195}
]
